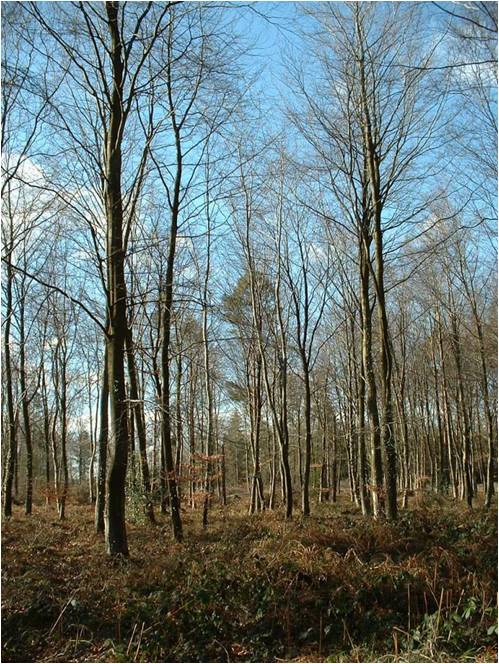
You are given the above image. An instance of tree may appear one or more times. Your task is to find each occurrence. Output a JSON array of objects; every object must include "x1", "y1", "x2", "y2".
[
  {"x1": 289, "y1": 1, "x2": 451, "y2": 518},
  {"x1": 283, "y1": 186, "x2": 330, "y2": 516}
]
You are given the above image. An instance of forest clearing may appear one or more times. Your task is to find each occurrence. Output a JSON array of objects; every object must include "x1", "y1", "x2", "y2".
[{"x1": 1, "y1": 1, "x2": 497, "y2": 663}]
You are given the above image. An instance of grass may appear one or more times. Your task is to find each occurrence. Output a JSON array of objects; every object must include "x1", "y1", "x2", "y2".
[{"x1": 1, "y1": 491, "x2": 497, "y2": 662}]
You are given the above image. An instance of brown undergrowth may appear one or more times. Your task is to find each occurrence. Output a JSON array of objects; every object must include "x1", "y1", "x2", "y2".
[{"x1": 1, "y1": 493, "x2": 497, "y2": 662}]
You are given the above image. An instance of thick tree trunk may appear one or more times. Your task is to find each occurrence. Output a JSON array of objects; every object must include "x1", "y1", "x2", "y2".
[
  {"x1": 105, "y1": 326, "x2": 129, "y2": 553},
  {"x1": 103, "y1": 2, "x2": 130, "y2": 556}
]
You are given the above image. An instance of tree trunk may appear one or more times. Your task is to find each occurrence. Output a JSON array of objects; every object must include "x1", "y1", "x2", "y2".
[
  {"x1": 41, "y1": 360, "x2": 51, "y2": 507},
  {"x1": 58, "y1": 340, "x2": 69, "y2": 521},
  {"x1": 95, "y1": 343, "x2": 109, "y2": 534},
  {"x1": 356, "y1": 342, "x2": 371, "y2": 516},
  {"x1": 357, "y1": 14, "x2": 397, "y2": 519},
  {"x1": 88, "y1": 366, "x2": 96, "y2": 503},
  {"x1": 175, "y1": 346, "x2": 183, "y2": 502},
  {"x1": 319, "y1": 396, "x2": 330, "y2": 503},
  {"x1": 450, "y1": 311, "x2": 473, "y2": 508},
  {"x1": 125, "y1": 327, "x2": 155, "y2": 523},
  {"x1": 103, "y1": 2, "x2": 130, "y2": 556},
  {"x1": 360, "y1": 232, "x2": 384, "y2": 517},
  {"x1": 2, "y1": 259, "x2": 17, "y2": 518},
  {"x1": 301, "y1": 356, "x2": 312, "y2": 516},
  {"x1": 474, "y1": 309, "x2": 495, "y2": 508},
  {"x1": 202, "y1": 222, "x2": 215, "y2": 529},
  {"x1": 19, "y1": 299, "x2": 33, "y2": 515}
]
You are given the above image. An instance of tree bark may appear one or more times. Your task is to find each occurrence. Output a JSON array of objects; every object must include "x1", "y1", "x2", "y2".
[
  {"x1": 19, "y1": 294, "x2": 33, "y2": 515},
  {"x1": 95, "y1": 342, "x2": 109, "y2": 534},
  {"x1": 125, "y1": 327, "x2": 155, "y2": 523},
  {"x1": 103, "y1": 1, "x2": 130, "y2": 556},
  {"x1": 159, "y1": 24, "x2": 184, "y2": 541},
  {"x1": 360, "y1": 232, "x2": 384, "y2": 517},
  {"x1": 2, "y1": 259, "x2": 17, "y2": 518}
]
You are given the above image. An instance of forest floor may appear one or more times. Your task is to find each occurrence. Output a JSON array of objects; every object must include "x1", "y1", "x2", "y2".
[{"x1": 1, "y1": 491, "x2": 497, "y2": 663}]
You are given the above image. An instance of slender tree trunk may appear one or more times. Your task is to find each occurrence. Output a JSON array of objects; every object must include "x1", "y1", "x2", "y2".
[
  {"x1": 159, "y1": 32, "x2": 184, "y2": 541},
  {"x1": 87, "y1": 360, "x2": 96, "y2": 504},
  {"x1": 357, "y1": 14, "x2": 397, "y2": 519},
  {"x1": 394, "y1": 319, "x2": 410, "y2": 509},
  {"x1": 2, "y1": 260, "x2": 17, "y2": 518},
  {"x1": 50, "y1": 396, "x2": 61, "y2": 517},
  {"x1": 269, "y1": 424, "x2": 277, "y2": 510},
  {"x1": 248, "y1": 350, "x2": 264, "y2": 514},
  {"x1": 202, "y1": 220, "x2": 215, "y2": 529},
  {"x1": 243, "y1": 180, "x2": 293, "y2": 518},
  {"x1": 219, "y1": 430, "x2": 227, "y2": 506},
  {"x1": 175, "y1": 345, "x2": 183, "y2": 502},
  {"x1": 319, "y1": 395, "x2": 330, "y2": 503},
  {"x1": 19, "y1": 299, "x2": 33, "y2": 515},
  {"x1": 360, "y1": 233, "x2": 384, "y2": 517},
  {"x1": 431, "y1": 329, "x2": 448, "y2": 493},
  {"x1": 58, "y1": 340, "x2": 69, "y2": 521},
  {"x1": 301, "y1": 356, "x2": 312, "y2": 516},
  {"x1": 125, "y1": 327, "x2": 155, "y2": 523},
  {"x1": 474, "y1": 311, "x2": 495, "y2": 508},
  {"x1": 356, "y1": 341, "x2": 371, "y2": 516},
  {"x1": 95, "y1": 343, "x2": 109, "y2": 534},
  {"x1": 331, "y1": 414, "x2": 338, "y2": 503},
  {"x1": 437, "y1": 314, "x2": 458, "y2": 498},
  {"x1": 41, "y1": 360, "x2": 51, "y2": 507},
  {"x1": 128, "y1": 388, "x2": 137, "y2": 489},
  {"x1": 188, "y1": 363, "x2": 197, "y2": 508},
  {"x1": 450, "y1": 311, "x2": 473, "y2": 507}
]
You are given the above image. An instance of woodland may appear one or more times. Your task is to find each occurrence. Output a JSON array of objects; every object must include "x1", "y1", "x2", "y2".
[{"x1": 1, "y1": 1, "x2": 498, "y2": 662}]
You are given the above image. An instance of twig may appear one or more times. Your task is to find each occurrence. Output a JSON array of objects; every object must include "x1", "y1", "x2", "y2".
[
  {"x1": 214, "y1": 639, "x2": 230, "y2": 663},
  {"x1": 48, "y1": 592, "x2": 76, "y2": 637},
  {"x1": 134, "y1": 621, "x2": 144, "y2": 662},
  {"x1": 127, "y1": 623, "x2": 137, "y2": 656}
]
